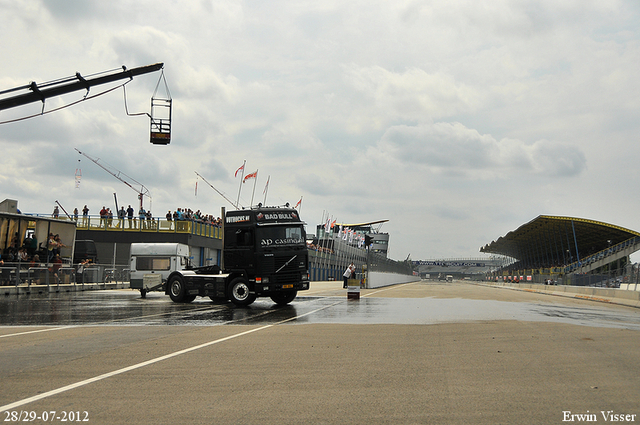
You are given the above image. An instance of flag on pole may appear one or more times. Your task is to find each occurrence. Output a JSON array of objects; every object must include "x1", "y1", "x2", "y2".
[
  {"x1": 74, "y1": 168, "x2": 82, "y2": 189},
  {"x1": 294, "y1": 197, "x2": 302, "y2": 209},
  {"x1": 243, "y1": 170, "x2": 257, "y2": 183},
  {"x1": 235, "y1": 163, "x2": 245, "y2": 178},
  {"x1": 195, "y1": 181, "x2": 198, "y2": 197}
]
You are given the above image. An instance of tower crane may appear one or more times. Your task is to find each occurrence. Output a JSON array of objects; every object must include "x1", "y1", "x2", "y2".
[{"x1": 75, "y1": 148, "x2": 150, "y2": 211}]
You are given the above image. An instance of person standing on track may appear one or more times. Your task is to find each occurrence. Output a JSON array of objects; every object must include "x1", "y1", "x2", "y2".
[{"x1": 343, "y1": 262, "x2": 355, "y2": 289}]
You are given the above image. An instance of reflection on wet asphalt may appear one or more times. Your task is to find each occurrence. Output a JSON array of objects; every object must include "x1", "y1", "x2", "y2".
[{"x1": 1, "y1": 291, "x2": 639, "y2": 330}]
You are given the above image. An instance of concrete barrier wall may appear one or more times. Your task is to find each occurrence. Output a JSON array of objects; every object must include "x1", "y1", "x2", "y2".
[
  {"x1": 367, "y1": 272, "x2": 420, "y2": 289},
  {"x1": 620, "y1": 283, "x2": 640, "y2": 291},
  {"x1": 487, "y1": 281, "x2": 640, "y2": 308}
]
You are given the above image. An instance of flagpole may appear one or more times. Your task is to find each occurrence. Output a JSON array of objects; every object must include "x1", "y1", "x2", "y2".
[
  {"x1": 250, "y1": 169, "x2": 258, "y2": 207},
  {"x1": 195, "y1": 171, "x2": 238, "y2": 209},
  {"x1": 235, "y1": 160, "x2": 245, "y2": 209},
  {"x1": 263, "y1": 175, "x2": 270, "y2": 205},
  {"x1": 319, "y1": 210, "x2": 327, "y2": 280}
]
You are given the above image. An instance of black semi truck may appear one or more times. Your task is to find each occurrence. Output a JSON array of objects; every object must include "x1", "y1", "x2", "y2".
[{"x1": 130, "y1": 206, "x2": 310, "y2": 306}]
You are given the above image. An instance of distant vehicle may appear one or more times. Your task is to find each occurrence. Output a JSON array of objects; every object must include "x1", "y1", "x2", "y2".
[
  {"x1": 446, "y1": 275, "x2": 453, "y2": 282},
  {"x1": 129, "y1": 206, "x2": 310, "y2": 306},
  {"x1": 73, "y1": 240, "x2": 98, "y2": 264}
]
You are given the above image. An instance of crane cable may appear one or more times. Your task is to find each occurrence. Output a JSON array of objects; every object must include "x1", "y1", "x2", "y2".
[
  {"x1": 0, "y1": 83, "x2": 125, "y2": 125},
  {"x1": 123, "y1": 68, "x2": 171, "y2": 129}
]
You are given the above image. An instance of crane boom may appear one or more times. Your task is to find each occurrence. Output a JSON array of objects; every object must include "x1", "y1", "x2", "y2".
[
  {"x1": 0, "y1": 63, "x2": 163, "y2": 111},
  {"x1": 75, "y1": 148, "x2": 150, "y2": 210}
]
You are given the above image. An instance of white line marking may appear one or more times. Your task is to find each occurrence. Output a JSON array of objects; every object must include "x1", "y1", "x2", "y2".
[
  {"x1": 0, "y1": 327, "x2": 77, "y2": 339},
  {"x1": 0, "y1": 325, "x2": 273, "y2": 412},
  {"x1": 0, "y1": 299, "x2": 342, "y2": 412}
]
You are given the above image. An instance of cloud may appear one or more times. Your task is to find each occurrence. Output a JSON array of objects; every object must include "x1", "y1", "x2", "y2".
[
  {"x1": 342, "y1": 65, "x2": 479, "y2": 126},
  {"x1": 370, "y1": 122, "x2": 586, "y2": 178},
  {"x1": 1, "y1": 0, "x2": 639, "y2": 260}
]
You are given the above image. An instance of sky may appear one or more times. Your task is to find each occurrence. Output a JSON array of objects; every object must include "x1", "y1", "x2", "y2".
[{"x1": 1, "y1": 0, "x2": 640, "y2": 262}]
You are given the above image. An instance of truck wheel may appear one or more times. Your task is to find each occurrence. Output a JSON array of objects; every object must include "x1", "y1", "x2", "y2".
[
  {"x1": 227, "y1": 277, "x2": 256, "y2": 306},
  {"x1": 168, "y1": 275, "x2": 186, "y2": 303},
  {"x1": 184, "y1": 295, "x2": 196, "y2": 303},
  {"x1": 270, "y1": 291, "x2": 297, "y2": 306}
]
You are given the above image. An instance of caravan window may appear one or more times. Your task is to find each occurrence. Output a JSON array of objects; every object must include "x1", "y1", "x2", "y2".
[{"x1": 136, "y1": 256, "x2": 171, "y2": 271}]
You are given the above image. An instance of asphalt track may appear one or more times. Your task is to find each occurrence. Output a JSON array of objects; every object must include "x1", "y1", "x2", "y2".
[{"x1": 1, "y1": 281, "x2": 639, "y2": 424}]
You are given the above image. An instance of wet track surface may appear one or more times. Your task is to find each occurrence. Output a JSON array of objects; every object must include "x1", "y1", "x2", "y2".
[{"x1": 1, "y1": 288, "x2": 640, "y2": 330}]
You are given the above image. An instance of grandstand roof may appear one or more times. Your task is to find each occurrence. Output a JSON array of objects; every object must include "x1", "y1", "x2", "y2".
[
  {"x1": 334, "y1": 219, "x2": 389, "y2": 227},
  {"x1": 480, "y1": 215, "x2": 640, "y2": 266}
]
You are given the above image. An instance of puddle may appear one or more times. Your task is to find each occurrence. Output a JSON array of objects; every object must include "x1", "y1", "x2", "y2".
[{"x1": 1, "y1": 292, "x2": 639, "y2": 330}]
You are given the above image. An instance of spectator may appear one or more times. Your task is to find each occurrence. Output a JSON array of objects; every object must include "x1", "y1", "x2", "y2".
[
  {"x1": 46, "y1": 233, "x2": 56, "y2": 263},
  {"x1": 118, "y1": 207, "x2": 126, "y2": 228},
  {"x1": 51, "y1": 254, "x2": 63, "y2": 283},
  {"x1": 24, "y1": 233, "x2": 38, "y2": 256},
  {"x1": 139, "y1": 207, "x2": 146, "y2": 229},
  {"x1": 127, "y1": 205, "x2": 135, "y2": 229},
  {"x1": 18, "y1": 246, "x2": 28, "y2": 262},
  {"x1": 53, "y1": 234, "x2": 66, "y2": 257},
  {"x1": 81, "y1": 205, "x2": 89, "y2": 226},
  {"x1": 99, "y1": 206, "x2": 107, "y2": 228}
]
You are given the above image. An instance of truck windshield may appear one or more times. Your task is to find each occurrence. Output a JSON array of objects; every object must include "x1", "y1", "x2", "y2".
[{"x1": 259, "y1": 225, "x2": 305, "y2": 248}]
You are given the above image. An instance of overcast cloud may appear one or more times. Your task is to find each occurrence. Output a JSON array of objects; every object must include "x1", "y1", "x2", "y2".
[{"x1": 1, "y1": 0, "x2": 639, "y2": 261}]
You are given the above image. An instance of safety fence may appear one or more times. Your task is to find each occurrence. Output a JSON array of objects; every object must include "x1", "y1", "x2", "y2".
[
  {"x1": 308, "y1": 237, "x2": 414, "y2": 283},
  {"x1": 565, "y1": 262, "x2": 639, "y2": 288},
  {"x1": 0, "y1": 262, "x2": 130, "y2": 288},
  {"x1": 367, "y1": 251, "x2": 414, "y2": 275},
  {"x1": 490, "y1": 262, "x2": 640, "y2": 288}
]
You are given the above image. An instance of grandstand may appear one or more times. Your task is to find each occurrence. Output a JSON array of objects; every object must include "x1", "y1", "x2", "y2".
[
  {"x1": 413, "y1": 258, "x2": 505, "y2": 281},
  {"x1": 480, "y1": 215, "x2": 640, "y2": 286}
]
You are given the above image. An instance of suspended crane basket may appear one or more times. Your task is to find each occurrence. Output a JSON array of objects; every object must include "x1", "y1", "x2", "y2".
[{"x1": 150, "y1": 70, "x2": 172, "y2": 145}]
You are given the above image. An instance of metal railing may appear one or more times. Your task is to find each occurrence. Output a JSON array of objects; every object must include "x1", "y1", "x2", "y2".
[
  {"x1": 0, "y1": 262, "x2": 130, "y2": 288},
  {"x1": 24, "y1": 214, "x2": 222, "y2": 239},
  {"x1": 561, "y1": 237, "x2": 640, "y2": 274}
]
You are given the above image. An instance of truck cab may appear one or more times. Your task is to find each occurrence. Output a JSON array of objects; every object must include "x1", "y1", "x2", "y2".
[
  {"x1": 130, "y1": 206, "x2": 310, "y2": 306},
  {"x1": 222, "y1": 207, "x2": 310, "y2": 304}
]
